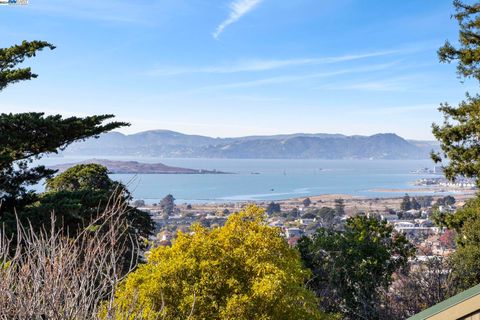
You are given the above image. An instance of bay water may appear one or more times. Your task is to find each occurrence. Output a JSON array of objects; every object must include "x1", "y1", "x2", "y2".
[{"x1": 36, "y1": 157, "x2": 439, "y2": 203}]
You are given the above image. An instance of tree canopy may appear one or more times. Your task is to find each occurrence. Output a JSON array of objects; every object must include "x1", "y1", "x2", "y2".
[
  {"x1": 0, "y1": 41, "x2": 128, "y2": 216},
  {"x1": 434, "y1": 196, "x2": 480, "y2": 293},
  {"x1": 400, "y1": 194, "x2": 412, "y2": 211},
  {"x1": 159, "y1": 194, "x2": 175, "y2": 216},
  {"x1": 16, "y1": 164, "x2": 155, "y2": 273},
  {"x1": 40, "y1": 163, "x2": 153, "y2": 235},
  {"x1": 438, "y1": 1, "x2": 480, "y2": 81},
  {"x1": 0, "y1": 112, "x2": 128, "y2": 216},
  {"x1": 46, "y1": 163, "x2": 114, "y2": 192},
  {"x1": 297, "y1": 216, "x2": 414, "y2": 319},
  {"x1": 0, "y1": 40, "x2": 153, "y2": 280},
  {"x1": 429, "y1": 1, "x2": 480, "y2": 295},
  {"x1": 334, "y1": 198, "x2": 345, "y2": 216},
  {"x1": 107, "y1": 206, "x2": 327, "y2": 320},
  {"x1": 0, "y1": 40, "x2": 55, "y2": 91},
  {"x1": 266, "y1": 201, "x2": 281, "y2": 215},
  {"x1": 432, "y1": 1, "x2": 480, "y2": 185},
  {"x1": 303, "y1": 197, "x2": 312, "y2": 207}
]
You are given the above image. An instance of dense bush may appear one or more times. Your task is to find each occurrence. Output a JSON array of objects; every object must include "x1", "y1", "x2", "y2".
[{"x1": 106, "y1": 206, "x2": 328, "y2": 320}]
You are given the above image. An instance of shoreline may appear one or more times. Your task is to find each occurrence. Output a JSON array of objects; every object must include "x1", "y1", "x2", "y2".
[
  {"x1": 167, "y1": 188, "x2": 477, "y2": 206},
  {"x1": 370, "y1": 187, "x2": 477, "y2": 195},
  {"x1": 144, "y1": 191, "x2": 477, "y2": 217}
]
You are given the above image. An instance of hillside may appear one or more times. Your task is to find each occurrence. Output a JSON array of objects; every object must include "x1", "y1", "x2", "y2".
[
  {"x1": 50, "y1": 159, "x2": 228, "y2": 174},
  {"x1": 62, "y1": 130, "x2": 438, "y2": 159}
]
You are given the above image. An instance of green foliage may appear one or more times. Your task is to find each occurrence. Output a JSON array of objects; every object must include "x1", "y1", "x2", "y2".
[
  {"x1": 334, "y1": 198, "x2": 345, "y2": 216},
  {"x1": 46, "y1": 163, "x2": 112, "y2": 192},
  {"x1": 0, "y1": 112, "x2": 128, "y2": 215},
  {"x1": 416, "y1": 195, "x2": 433, "y2": 208},
  {"x1": 400, "y1": 194, "x2": 412, "y2": 211},
  {"x1": 433, "y1": 2, "x2": 480, "y2": 185},
  {"x1": 315, "y1": 207, "x2": 337, "y2": 228},
  {"x1": 301, "y1": 211, "x2": 316, "y2": 219},
  {"x1": 399, "y1": 194, "x2": 425, "y2": 212},
  {"x1": 303, "y1": 197, "x2": 312, "y2": 207},
  {"x1": 0, "y1": 40, "x2": 55, "y2": 91},
  {"x1": 107, "y1": 206, "x2": 327, "y2": 320},
  {"x1": 450, "y1": 216, "x2": 480, "y2": 292},
  {"x1": 39, "y1": 164, "x2": 153, "y2": 236},
  {"x1": 266, "y1": 201, "x2": 281, "y2": 215},
  {"x1": 1, "y1": 163, "x2": 154, "y2": 275},
  {"x1": 160, "y1": 194, "x2": 175, "y2": 216},
  {"x1": 442, "y1": 195, "x2": 456, "y2": 206},
  {"x1": 297, "y1": 216, "x2": 415, "y2": 319},
  {"x1": 17, "y1": 164, "x2": 155, "y2": 272},
  {"x1": 438, "y1": 1, "x2": 480, "y2": 81},
  {"x1": 0, "y1": 41, "x2": 128, "y2": 217},
  {"x1": 435, "y1": 196, "x2": 477, "y2": 232},
  {"x1": 411, "y1": 197, "x2": 421, "y2": 210},
  {"x1": 433, "y1": 195, "x2": 480, "y2": 293},
  {"x1": 432, "y1": 94, "x2": 480, "y2": 184}
]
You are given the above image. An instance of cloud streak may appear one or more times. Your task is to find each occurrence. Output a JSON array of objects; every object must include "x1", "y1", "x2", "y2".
[
  {"x1": 352, "y1": 104, "x2": 438, "y2": 116},
  {"x1": 148, "y1": 50, "x2": 399, "y2": 76},
  {"x1": 213, "y1": 0, "x2": 263, "y2": 39},
  {"x1": 317, "y1": 76, "x2": 413, "y2": 92},
  {"x1": 190, "y1": 61, "x2": 401, "y2": 92}
]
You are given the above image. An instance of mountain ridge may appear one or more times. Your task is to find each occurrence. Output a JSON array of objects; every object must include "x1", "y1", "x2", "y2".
[{"x1": 62, "y1": 130, "x2": 439, "y2": 160}]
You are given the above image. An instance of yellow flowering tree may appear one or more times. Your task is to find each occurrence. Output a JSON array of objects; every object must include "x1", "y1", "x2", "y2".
[{"x1": 107, "y1": 205, "x2": 326, "y2": 319}]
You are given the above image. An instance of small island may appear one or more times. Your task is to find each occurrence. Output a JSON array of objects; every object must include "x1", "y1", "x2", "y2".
[{"x1": 49, "y1": 159, "x2": 230, "y2": 174}]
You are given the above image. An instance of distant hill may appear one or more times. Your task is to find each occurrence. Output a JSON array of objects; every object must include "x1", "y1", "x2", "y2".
[
  {"x1": 62, "y1": 130, "x2": 439, "y2": 160},
  {"x1": 407, "y1": 139, "x2": 441, "y2": 149},
  {"x1": 50, "y1": 159, "x2": 228, "y2": 174}
]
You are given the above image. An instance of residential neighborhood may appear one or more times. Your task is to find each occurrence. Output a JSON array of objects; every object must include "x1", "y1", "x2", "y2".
[{"x1": 138, "y1": 193, "x2": 461, "y2": 263}]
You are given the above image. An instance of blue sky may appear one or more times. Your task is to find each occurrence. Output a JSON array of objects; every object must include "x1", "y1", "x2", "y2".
[{"x1": 0, "y1": 0, "x2": 475, "y2": 139}]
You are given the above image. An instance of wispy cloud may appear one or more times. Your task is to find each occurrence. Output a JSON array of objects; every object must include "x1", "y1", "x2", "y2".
[
  {"x1": 317, "y1": 77, "x2": 413, "y2": 92},
  {"x1": 148, "y1": 50, "x2": 399, "y2": 76},
  {"x1": 353, "y1": 104, "x2": 438, "y2": 116},
  {"x1": 316, "y1": 73, "x2": 433, "y2": 92},
  {"x1": 190, "y1": 61, "x2": 401, "y2": 91},
  {"x1": 213, "y1": 0, "x2": 264, "y2": 39},
  {"x1": 339, "y1": 81, "x2": 405, "y2": 92}
]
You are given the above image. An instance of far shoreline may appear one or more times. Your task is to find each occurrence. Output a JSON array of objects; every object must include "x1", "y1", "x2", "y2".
[
  {"x1": 141, "y1": 191, "x2": 477, "y2": 216},
  {"x1": 142, "y1": 188, "x2": 477, "y2": 206}
]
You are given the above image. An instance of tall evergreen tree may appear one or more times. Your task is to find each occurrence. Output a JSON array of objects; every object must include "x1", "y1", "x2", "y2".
[
  {"x1": 431, "y1": 0, "x2": 480, "y2": 296},
  {"x1": 303, "y1": 197, "x2": 312, "y2": 207},
  {"x1": 0, "y1": 41, "x2": 128, "y2": 227},
  {"x1": 433, "y1": 1, "x2": 480, "y2": 185},
  {"x1": 160, "y1": 194, "x2": 176, "y2": 216},
  {"x1": 0, "y1": 40, "x2": 55, "y2": 91},
  {"x1": 411, "y1": 198, "x2": 421, "y2": 210},
  {"x1": 400, "y1": 194, "x2": 412, "y2": 211},
  {"x1": 266, "y1": 201, "x2": 281, "y2": 215},
  {"x1": 21, "y1": 164, "x2": 155, "y2": 272}
]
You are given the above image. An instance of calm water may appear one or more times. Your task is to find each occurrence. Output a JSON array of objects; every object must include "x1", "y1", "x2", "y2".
[{"x1": 36, "y1": 157, "x2": 440, "y2": 203}]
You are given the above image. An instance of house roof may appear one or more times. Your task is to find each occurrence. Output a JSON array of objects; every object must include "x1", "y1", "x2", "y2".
[{"x1": 408, "y1": 283, "x2": 480, "y2": 320}]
